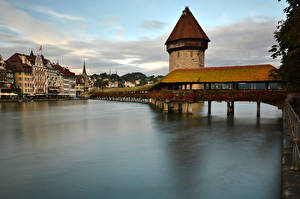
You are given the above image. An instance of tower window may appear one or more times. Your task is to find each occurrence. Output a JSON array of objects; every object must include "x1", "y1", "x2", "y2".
[
  {"x1": 177, "y1": 52, "x2": 180, "y2": 58},
  {"x1": 190, "y1": 51, "x2": 193, "y2": 57}
]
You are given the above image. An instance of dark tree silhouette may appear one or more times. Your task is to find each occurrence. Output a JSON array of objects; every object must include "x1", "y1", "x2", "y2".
[{"x1": 269, "y1": 0, "x2": 300, "y2": 91}]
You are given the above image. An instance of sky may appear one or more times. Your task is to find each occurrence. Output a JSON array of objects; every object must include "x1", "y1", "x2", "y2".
[{"x1": 0, "y1": 0, "x2": 288, "y2": 75}]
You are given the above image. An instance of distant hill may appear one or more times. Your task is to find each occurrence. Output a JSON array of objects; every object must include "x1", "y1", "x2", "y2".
[{"x1": 90, "y1": 72, "x2": 164, "y2": 86}]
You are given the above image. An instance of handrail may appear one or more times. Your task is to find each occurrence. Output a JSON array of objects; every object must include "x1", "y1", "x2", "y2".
[{"x1": 284, "y1": 101, "x2": 300, "y2": 171}]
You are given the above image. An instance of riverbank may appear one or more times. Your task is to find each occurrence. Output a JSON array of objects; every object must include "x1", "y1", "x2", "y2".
[
  {"x1": 0, "y1": 96, "x2": 88, "y2": 103},
  {"x1": 282, "y1": 96, "x2": 300, "y2": 199},
  {"x1": 282, "y1": 132, "x2": 300, "y2": 199}
]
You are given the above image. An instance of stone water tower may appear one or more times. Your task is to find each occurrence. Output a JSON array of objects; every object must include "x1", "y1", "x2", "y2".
[{"x1": 166, "y1": 7, "x2": 210, "y2": 72}]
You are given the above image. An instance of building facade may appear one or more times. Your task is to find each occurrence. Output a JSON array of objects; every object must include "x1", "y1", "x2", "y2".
[
  {"x1": 6, "y1": 53, "x2": 34, "y2": 95},
  {"x1": 53, "y1": 64, "x2": 76, "y2": 97},
  {"x1": 45, "y1": 60, "x2": 60, "y2": 94},
  {"x1": 33, "y1": 55, "x2": 47, "y2": 94},
  {"x1": 75, "y1": 75, "x2": 85, "y2": 96},
  {"x1": 0, "y1": 55, "x2": 7, "y2": 92}
]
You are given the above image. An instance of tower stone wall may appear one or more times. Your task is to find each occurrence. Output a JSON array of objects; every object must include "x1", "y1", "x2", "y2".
[{"x1": 169, "y1": 49, "x2": 204, "y2": 72}]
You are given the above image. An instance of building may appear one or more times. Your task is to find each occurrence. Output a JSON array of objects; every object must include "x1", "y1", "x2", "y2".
[
  {"x1": 107, "y1": 80, "x2": 119, "y2": 88},
  {"x1": 6, "y1": 53, "x2": 34, "y2": 95},
  {"x1": 165, "y1": 7, "x2": 210, "y2": 72},
  {"x1": 52, "y1": 64, "x2": 76, "y2": 97},
  {"x1": 75, "y1": 75, "x2": 85, "y2": 96},
  {"x1": 32, "y1": 54, "x2": 47, "y2": 94},
  {"x1": 44, "y1": 58, "x2": 60, "y2": 94},
  {"x1": 0, "y1": 55, "x2": 7, "y2": 92},
  {"x1": 135, "y1": 79, "x2": 141, "y2": 86},
  {"x1": 151, "y1": 7, "x2": 280, "y2": 91},
  {"x1": 81, "y1": 61, "x2": 89, "y2": 92},
  {"x1": 124, "y1": 81, "x2": 135, "y2": 87}
]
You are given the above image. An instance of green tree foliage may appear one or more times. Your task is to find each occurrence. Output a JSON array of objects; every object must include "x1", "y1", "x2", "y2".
[
  {"x1": 121, "y1": 72, "x2": 147, "y2": 82},
  {"x1": 269, "y1": 0, "x2": 300, "y2": 91},
  {"x1": 94, "y1": 79, "x2": 108, "y2": 88}
]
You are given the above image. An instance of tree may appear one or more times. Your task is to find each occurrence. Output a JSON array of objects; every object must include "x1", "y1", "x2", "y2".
[
  {"x1": 269, "y1": 0, "x2": 300, "y2": 91},
  {"x1": 94, "y1": 79, "x2": 108, "y2": 88}
]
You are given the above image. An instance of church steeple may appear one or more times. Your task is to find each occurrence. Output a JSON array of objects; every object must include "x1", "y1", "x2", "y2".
[{"x1": 82, "y1": 60, "x2": 87, "y2": 76}]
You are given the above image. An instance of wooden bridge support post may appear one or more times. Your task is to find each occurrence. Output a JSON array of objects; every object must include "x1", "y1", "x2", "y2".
[
  {"x1": 227, "y1": 101, "x2": 234, "y2": 116},
  {"x1": 208, "y1": 101, "x2": 211, "y2": 115},
  {"x1": 173, "y1": 103, "x2": 179, "y2": 112},
  {"x1": 182, "y1": 103, "x2": 188, "y2": 113},
  {"x1": 163, "y1": 103, "x2": 168, "y2": 113},
  {"x1": 257, "y1": 102, "x2": 261, "y2": 117},
  {"x1": 188, "y1": 103, "x2": 193, "y2": 113},
  {"x1": 227, "y1": 102, "x2": 230, "y2": 116}
]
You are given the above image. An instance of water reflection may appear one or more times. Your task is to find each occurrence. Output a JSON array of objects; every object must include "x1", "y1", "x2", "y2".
[{"x1": 0, "y1": 100, "x2": 282, "y2": 199}]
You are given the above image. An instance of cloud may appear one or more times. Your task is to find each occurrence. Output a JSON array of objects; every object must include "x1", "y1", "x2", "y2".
[
  {"x1": 32, "y1": 5, "x2": 85, "y2": 21},
  {"x1": 97, "y1": 16, "x2": 120, "y2": 26},
  {"x1": 140, "y1": 20, "x2": 166, "y2": 30},
  {"x1": 205, "y1": 16, "x2": 280, "y2": 67},
  {"x1": 0, "y1": 0, "x2": 67, "y2": 45},
  {"x1": 0, "y1": 1, "x2": 280, "y2": 77}
]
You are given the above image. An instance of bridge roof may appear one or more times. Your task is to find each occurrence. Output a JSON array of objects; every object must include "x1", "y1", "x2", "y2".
[{"x1": 161, "y1": 64, "x2": 279, "y2": 83}]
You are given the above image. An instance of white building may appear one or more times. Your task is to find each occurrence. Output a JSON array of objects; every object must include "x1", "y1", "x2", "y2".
[{"x1": 124, "y1": 81, "x2": 135, "y2": 87}]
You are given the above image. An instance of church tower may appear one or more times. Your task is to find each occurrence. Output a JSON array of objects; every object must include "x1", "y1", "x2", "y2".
[
  {"x1": 166, "y1": 7, "x2": 210, "y2": 72},
  {"x1": 82, "y1": 60, "x2": 89, "y2": 92},
  {"x1": 82, "y1": 60, "x2": 88, "y2": 77}
]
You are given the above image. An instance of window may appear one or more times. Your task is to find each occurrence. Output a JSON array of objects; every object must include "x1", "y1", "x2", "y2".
[
  {"x1": 190, "y1": 51, "x2": 193, "y2": 57},
  {"x1": 177, "y1": 52, "x2": 180, "y2": 58}
]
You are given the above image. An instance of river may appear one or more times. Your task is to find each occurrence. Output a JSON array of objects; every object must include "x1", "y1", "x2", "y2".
[{"x1": 0, "y1": 100, "x2": 282, "y2": 199}]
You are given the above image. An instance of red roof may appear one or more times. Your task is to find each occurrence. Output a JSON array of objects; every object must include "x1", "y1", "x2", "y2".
[
  {"x1": 52, "y1": 64, "x2": 75, "y2": 77},
  {"x1": 6, "y1": 53, "x2": 32, "y2": 73},
  {"x1": 165, "y1": 7, "x2": 210, "y2": 44}
]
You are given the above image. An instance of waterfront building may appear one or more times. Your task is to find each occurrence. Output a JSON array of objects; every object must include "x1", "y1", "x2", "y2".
[
  {"x1": 52, "y1": 64, "x2": 76, "y2": 97},
  {"x1": 75, "y1": 75, "x2": 85, "y2": 96},
  {"x1": 44, "y1": 59, "x2": 60, "y2": 94},
  {"x1": 0, "y1": 55, "x2": 7, "y2": 93},
  {"x1": 166, "y1": 7, "x2": 210, "y2": 72},
  {"x1": 6, "y1": 53, "x2": 34, "y2": 95},
  {"x1": 32, "y1": 54, "x2": 47, "y2": 94}
]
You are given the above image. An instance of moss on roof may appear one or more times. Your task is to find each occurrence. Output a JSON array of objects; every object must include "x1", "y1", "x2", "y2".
[
  {"x1": 161, "y1": 64, "x2": 278, "y2": 83},
  {"x1": 93, "y1": 84, "x2": 155, "y2": 93}
]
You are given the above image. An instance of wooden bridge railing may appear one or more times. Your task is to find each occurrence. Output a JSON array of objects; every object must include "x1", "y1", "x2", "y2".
[
  {"x1": 91, "y1": 90, "x2": 286, "y2": 107},
  {"x1": 283, "y1": 101, "x2": 300, "y2": 171}
]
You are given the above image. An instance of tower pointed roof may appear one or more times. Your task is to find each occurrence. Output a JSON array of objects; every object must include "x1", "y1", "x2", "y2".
[
  {"x1": 82, "y1": 60, "x2": 87, "y2": 76},
  {"x1": 165, "y1": 7, "x2": 210, "y2": 44}
]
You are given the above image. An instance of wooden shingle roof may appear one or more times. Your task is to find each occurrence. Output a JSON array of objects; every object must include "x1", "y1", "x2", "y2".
[
  {"x1": 165, "y1": 7, "x2": 210, "y2": 44},
  {"x1": 160, "y1": 65, "x2": 278, "y2": 83}
]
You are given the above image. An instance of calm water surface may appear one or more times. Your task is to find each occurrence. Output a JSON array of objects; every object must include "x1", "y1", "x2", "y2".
[{"x1": 0, "y1": 100, "x2": 282, "y2": 199}]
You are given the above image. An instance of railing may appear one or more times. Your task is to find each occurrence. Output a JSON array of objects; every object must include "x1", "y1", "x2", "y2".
[{"x1": 283, "y1": 101, "x2": 300, "y2": 171}]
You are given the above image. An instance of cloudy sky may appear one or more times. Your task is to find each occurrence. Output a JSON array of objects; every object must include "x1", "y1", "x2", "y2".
[{"x1": 0, "y1": 0, "x2": 287, "y2": 75}]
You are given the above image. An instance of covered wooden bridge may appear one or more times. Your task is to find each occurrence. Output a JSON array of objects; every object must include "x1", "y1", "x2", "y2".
[{"x1": 90, "y1": 64, "x2": 286, "y2": 115}]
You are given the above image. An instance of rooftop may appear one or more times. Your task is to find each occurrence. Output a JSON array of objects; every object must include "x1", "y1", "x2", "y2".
[
  {"x1": 165, "y1": 7, "x2": 210, "y2": 44},
  {"x1": 160, "y1": 64, "x2": 279, "y2": 83}
]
